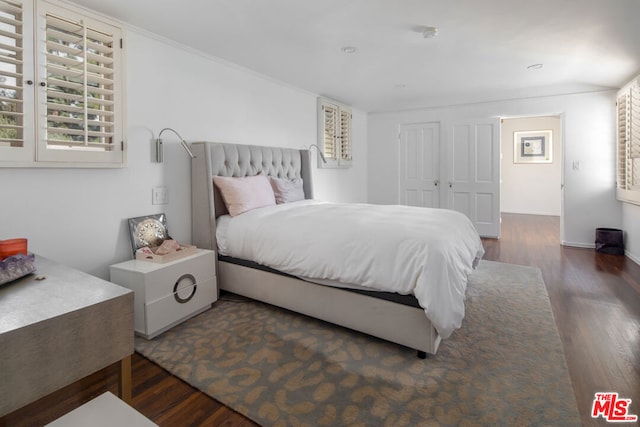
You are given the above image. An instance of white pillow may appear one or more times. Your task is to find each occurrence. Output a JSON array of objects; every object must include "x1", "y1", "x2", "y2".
[
  {"x1": 269, "y1": 177, "x2": 305, "y2": 204},
  {"x1": 213, "y1": 175, "x2": 276, "y2": 216}
]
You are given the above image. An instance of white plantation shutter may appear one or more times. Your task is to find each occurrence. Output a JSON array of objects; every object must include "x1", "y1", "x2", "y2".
[
  {"x1": 0, "y1": 0, "x2": 34, "y2": 162},
  {"x1": 320, "y1": 102, "x2": 338, "y2": 164},
  {"x1": 0, "y1": 0, "x2": 24, "y2": 147},
  {"x1": 630, "y1": 82, "x2": 640, "y2": 189},
  {"x1": 317, "y1": 97, "x2": 352, "y2": 168},
  {"x1": 339, "y1": 108, "x2": 352, "y2": 166},
  {"x1": 617, "y1": 91, "x2": 628, "y2": 190},
  {"x1": 37, "y1": 3, "x2": 122, "y2": 164},
  {"x1": 617, "y1": 76, "x2": 640, "y2": 205}
]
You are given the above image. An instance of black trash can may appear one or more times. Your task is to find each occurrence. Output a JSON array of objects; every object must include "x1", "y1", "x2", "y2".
[{"x1": 595, "y1": 228, "x2": 624, "y2": 255}]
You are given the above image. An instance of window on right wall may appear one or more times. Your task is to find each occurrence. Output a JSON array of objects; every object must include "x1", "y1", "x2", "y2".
[
  {"x1": 617, "y1": 74, "x2": 640, "y2": 205},
  {"x1": 317, "y1": 97, "x2": 352, "y2": 168}
]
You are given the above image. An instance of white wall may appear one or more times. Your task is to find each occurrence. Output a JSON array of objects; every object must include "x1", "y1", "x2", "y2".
[
  {"x1": 368, "y1": 91, "x2": 622, "y2": 247},
  {"x1": 0, "y1": 27, "x2": 367, "y2": 279},
  {"x1": 501, "y1": 116, "x2": 562, "y2": 216}
]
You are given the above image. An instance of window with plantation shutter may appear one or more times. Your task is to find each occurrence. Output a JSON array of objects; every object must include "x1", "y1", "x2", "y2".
[
  {"x1": 616, "y1": 75, "x2": 640, "y2": 205},
  {"x1": 0, "y1": 0, "x2": 124, "y2": 167},
  {"x1": 317, "y1": 97, "x2": 352, "y2": 168}
]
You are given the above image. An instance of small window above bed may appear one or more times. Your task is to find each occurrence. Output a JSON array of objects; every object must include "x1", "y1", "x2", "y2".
[{"x1": 317, "y1": 97, "x2": 352, "y2": 169}]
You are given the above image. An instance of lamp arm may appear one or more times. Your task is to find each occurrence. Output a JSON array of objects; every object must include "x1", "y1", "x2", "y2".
[
  {"x1": 157, "y1": 128, "x2": 196, "y2": 160},
  {"x1": 308, "y1": 144, "x2": 327, "y2": 163}
]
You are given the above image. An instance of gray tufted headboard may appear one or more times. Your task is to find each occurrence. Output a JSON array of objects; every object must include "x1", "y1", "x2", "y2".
[{"x1": 190, "y1": 142, "x2": 313, "y2": 251}]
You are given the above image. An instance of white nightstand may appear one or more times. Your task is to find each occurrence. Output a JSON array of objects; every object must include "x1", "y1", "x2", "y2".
[{"x1": 110, "y1": 249, "x2": 216, "y2": 339}]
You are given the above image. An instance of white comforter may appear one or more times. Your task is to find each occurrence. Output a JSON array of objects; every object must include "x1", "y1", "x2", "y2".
[{"x1": 216, "y1": 200, "x2": 485, "y2": 339}]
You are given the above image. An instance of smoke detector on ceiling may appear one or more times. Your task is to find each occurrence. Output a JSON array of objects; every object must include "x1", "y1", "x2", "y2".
[{"x1": 422, "y1": 26, "x2": 439, "y2": 39}]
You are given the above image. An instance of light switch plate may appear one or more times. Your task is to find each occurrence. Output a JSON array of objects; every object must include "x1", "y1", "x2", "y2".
[{"x1": 152, "y1": 186, "x2": 168, "y2": 205}]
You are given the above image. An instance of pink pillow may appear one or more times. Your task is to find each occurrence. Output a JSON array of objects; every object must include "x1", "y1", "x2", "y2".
[{"x1": 213, "y1": 175, "x2": 276, "y2": 216}]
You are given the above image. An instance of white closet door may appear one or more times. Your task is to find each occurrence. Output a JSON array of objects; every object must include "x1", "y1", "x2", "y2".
[
  {"x1": 399, "y1": 123, "x2": 441, "y2": 208},
  {"x1": 447, "y1": 119, "x2": 501, "y2": 238}
]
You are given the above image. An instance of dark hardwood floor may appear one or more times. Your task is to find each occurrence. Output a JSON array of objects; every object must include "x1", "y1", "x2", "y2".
[
  {"x1": 484, "y1": 214, "x2": 640, "y2": 426},
  {"x1": 1, "y1": 213, "x2": 638, "y2": 426}
]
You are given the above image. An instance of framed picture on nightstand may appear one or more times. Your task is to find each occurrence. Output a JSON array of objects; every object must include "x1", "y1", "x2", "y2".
[{"x1": 127, "y1": 213, "x2": 168, "y2": 256}]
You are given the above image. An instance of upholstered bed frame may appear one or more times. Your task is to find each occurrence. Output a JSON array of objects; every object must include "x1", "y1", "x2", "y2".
[{"x1": 191, "y1": 141, "x2": 441, "y2": 356}]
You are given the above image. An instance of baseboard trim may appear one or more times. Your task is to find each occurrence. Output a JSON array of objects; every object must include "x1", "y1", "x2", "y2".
[
  {"x1": 561, "y1": 242, "x2": 640, "y2": 267},
  {"x1": 561, "y1": 241, "x2": 595, "y2": 249},
  {"x1": 501, "y1": 211, "x2": 561, "y2": 217},
  {"x1": 625, "y1": 251, "x2": 640, "y2": 267}
]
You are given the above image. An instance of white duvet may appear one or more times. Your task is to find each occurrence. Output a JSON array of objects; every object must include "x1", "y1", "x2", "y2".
[{"x1": 216, "y1": 200, "x2": 485, "y2": 339}]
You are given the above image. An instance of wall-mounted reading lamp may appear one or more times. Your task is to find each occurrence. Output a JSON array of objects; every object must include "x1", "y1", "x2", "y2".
[
  {"x1": 308, "y1": 144, "x2": 327, "y2": 164},
  {"x1": 156, "y1": 128, "x2": 196, "y2": 163}
]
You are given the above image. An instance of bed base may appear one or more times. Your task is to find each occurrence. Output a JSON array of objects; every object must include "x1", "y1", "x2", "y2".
[{"x1": 218, "y1": 260, "x2": 441, "y2": 356}]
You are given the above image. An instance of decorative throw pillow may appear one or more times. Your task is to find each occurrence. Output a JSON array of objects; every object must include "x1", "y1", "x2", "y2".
[
  {"x1": 269, "y1": 176, "x2": 305, "y2": 204},
  {"x1": 213, "y1": 175, "x2": 276, "y2": 216}
]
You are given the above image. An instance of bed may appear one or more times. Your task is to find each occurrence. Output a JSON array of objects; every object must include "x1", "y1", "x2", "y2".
[{"x1": 191, "y1": 141, "x2": 484, "y2": 357}]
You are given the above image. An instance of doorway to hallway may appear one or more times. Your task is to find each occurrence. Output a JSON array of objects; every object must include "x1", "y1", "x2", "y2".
[{"x1": 500, "y1": 115, "x2": 563, "y2": 241}]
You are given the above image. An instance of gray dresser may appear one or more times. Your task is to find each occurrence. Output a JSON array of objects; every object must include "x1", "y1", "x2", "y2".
[{"x1": 0, "y1": 255, "x2": 134, "y2": 417}]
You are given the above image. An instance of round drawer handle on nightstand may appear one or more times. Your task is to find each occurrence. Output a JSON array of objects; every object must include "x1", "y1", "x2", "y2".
[{"x1": 173, "y1": 273, "x2": 197, "y2": 303}]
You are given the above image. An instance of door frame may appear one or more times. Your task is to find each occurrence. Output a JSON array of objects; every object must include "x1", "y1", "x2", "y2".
[{"x1": 499, "y1": 113, "x2": 565, "y2": 243}]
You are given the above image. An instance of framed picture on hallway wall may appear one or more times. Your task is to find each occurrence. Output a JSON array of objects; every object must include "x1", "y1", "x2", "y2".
[{"x1": 513, "y1": 130, "x2": 553, "y2": 163}]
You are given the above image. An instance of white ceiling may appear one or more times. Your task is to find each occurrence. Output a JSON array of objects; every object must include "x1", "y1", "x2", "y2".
[{"x1": 70, "y1": 0, "x2": 640, "y2": 113}]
